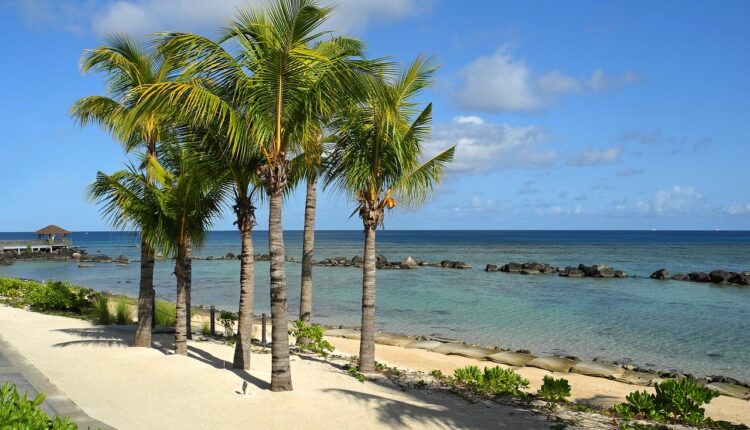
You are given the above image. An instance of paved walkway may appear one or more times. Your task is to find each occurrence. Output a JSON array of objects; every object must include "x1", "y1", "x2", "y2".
[{"x1": 0, "y1": 335, "x2": 114, "y2": 430}]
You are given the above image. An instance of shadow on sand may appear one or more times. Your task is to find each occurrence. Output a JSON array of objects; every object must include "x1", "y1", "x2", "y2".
[{"x1": 51, "y1": 326, "x2": 269, "y2": 390}]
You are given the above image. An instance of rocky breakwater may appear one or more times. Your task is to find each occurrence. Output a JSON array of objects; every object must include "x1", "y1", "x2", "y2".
[
  {"x1": 314, "y1": 255, "x2": 471, "y2": 270},
  {"x1": 651, "y1": 268, "x2": 750, "y2": 286},
  {"x1": 193, "y1": 253, "x2": 300, "y2": 263},
  {"x1": 0, "y1": 248, "x2": 122, "y2": 267},
  {"x1": 485, "y1": 261, "x2": 627, "y2": 278}
]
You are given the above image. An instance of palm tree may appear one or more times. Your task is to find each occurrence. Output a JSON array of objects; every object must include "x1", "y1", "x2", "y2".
[
  {"x1": 148, "y1": 144, "x2": 227, "y2": 354},
  {"x1": 71, "y1": 35, "x2": 179, "y2": 348},
  {"x1": 130, "y1": 0, "x2": 365, "y2": 391},
  {"x1": 326, "y1": 57, "x2": 455, "y2": 373}
]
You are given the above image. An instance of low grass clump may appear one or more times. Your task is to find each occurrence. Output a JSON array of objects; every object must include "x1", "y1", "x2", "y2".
[
  {"x1": 114, "y1": 298, "x2": 133, "y2": 325},
  {"x1": 0, "y1": 382, "x2": 77, "y2": 429},
  {"x1": 91, "y1": 293, "x2": 113, "y2": 325},
  {"x1": 201, "y1": 322, "x2": 211, "y2": 336},
  {"x1": 154, "y1": 300, "x2": 176, "y2": 327}
]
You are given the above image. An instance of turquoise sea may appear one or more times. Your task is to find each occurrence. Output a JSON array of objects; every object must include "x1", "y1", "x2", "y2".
[{"x1": 1, "y1": 230, "x2": 749, "y2": 381}]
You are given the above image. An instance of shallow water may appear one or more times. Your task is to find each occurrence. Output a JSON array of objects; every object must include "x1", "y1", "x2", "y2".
[{"x1": 2, "y1": 230, "x2": 749, "y2": 381}]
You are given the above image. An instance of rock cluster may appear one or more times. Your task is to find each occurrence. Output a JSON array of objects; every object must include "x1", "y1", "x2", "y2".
[
  {"x1": 314, "y1": 255, "x2": 471, "y2": 270},
  {"x1": 193, "y1": 253, "x2": 300, "y2": 263},
  {"x1": 651, "y1": 268, "x2": 749, "y2": 286},
  {"x1": 486, "y1": 262, "x2": 627, "y2": 278},
  {"x1": 1, "y1": 248, "x2": 117, "y2": 266}
]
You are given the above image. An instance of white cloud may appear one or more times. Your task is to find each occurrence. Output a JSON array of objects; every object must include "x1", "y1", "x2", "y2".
[
  {"x1": 453, "y1": 115, "x2": 484, "y2": 125},
  {"x1": 425, "y1": 116, "x2": 557, "y2": 173},
  {"x1": 8, "y1": 0, "x2": 422, "y2": 36},
  {"x1": 567, "y1": 147, "x2": 621, "y2": 166},
  {"x1": 453, "y1": 46, "x2": 637, "y2": 113},
  {"x1": 727, "y1": 202, "x2": 750, "y2": 215},
  {"x1": 650, "y1": 186, "x2": 702, "y2": 214}
]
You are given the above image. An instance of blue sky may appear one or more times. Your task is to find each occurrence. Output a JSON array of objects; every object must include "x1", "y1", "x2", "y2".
[{"x1": 1, "y1": 0, "x2": 749, "y2": 231}]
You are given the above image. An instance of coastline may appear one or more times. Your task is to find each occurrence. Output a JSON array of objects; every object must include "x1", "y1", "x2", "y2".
[{"x1": 1, "y1": 303, "x2": 748, "y2": 428}]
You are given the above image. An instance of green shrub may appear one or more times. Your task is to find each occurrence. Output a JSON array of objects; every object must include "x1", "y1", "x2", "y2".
[
  {"x1": 292, "y1": 321, "x2": 334, "y2": 357},
  {"x1": 453, "y1": 365, "x2": 529, "y2": 396},
  {"x1": 218, "y1": 310, "x2": 237, "y2": 337},
  {"x1": 114, "y1": 298, "x2": 133, "y2": 325},
  {"x1": 154, "y1": 300, "x2": 176, "y2": 327},
  {"x1": 611, "y1": 379, "x2": 719, "y2": 426},
  {"x1": 347, "y1": 366, "x2": 366, "y2": 382},
  {"x1": 537, "y1": 375, "x2": 572, "y2": 403},
  {"x1": 92, "y1": 293, "x2": 113, "y2": 325},
  {"x1": 0, "y1": 382, "x2": 77, "y2": 429},
  {"x1": 201, "y1": 322, "x2": 211, "y2": 336}
]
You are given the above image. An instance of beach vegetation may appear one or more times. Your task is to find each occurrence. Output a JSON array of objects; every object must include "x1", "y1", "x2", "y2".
[
  {"x1": 0, "y1": 278, "x2": 92, "y2": 314},
  {"x1": 291, "y1": 321, "x2": 334, "y2": 357},
  {"x1": 452, "y1": 365, "x2": 529, "y2": 397},
  {"x1": 537, "y1": 375, "x2": 572, "y2": 403},
  {"x1": 347, "y1": 367, "x2": 366, "y2": 383},
  {"x1": 611, "y1": 379, "x2": 719, "y2": 426},
  {"x1": 92, "y1": 293, "x2": 113, "y2": 325},
  {"x1": 154, "y1": 300, "x2": 177, "y2": 327},
  {"x1": 201, "y1": 322, "x2": 211, "y2": 336},
  {"x1": 218, "y1": 310, "x2": 238, "y2": 338},
  {"x1": 114, "y1": 298, "x2": 133, "y2": 325},
  {"x1": 0, "y1": 382, "x2": 77, "y2": 430}
]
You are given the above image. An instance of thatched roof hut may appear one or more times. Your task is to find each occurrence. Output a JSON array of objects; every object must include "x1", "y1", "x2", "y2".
[{"x1": 34, "y1": 225, "x2": 71, "y2": 241}]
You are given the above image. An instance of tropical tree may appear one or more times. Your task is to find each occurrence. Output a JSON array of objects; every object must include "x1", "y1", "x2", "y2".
[
  {"x1": 71, "y1": 35, "x2": 179, "y2": 348},
  {"x1": 129, "y1": 0, "x2": 367, "y2": 391},
  {"x1": 325, "y1": 57, "x2": 455, "y2": 373}
]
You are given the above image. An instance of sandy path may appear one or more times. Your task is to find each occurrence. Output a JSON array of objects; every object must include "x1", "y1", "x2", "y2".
[
  {"x1": 0, "y1": 305, "x2": 557, "y2": 430},
  {"x1": 325, "y1": 337, "x2": 750, "y2": 426}
]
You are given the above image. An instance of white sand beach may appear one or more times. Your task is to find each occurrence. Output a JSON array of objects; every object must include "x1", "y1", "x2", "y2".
[{"x1": 0, "y1": 305, "x2": 557, "y2": 430}]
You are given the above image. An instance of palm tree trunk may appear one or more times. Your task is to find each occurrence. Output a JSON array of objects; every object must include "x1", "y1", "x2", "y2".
[
  {"x1": 185, "y1": 240, "x2": 192, "y2": 340},
  {"x1": 233, "y1": 195, "x2": 255, "y2": 370},
  {"x1": 174, "y1": 241, "x2": 188, "y2": 356},
  {"x1": 133, "y1": 240, "x2": 155, "y2": 347},
  {"x1": 358, "y1": 224, "x2": 377, "y2": 373},
  {"x1": 298, "y1": 174, "x2": 317, "y2": 327},
  {"x1": 269, "y1": 187, "x2": 293, "y2": 391}
]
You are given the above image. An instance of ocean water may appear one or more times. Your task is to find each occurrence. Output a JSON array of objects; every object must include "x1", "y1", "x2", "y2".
[{"x1": 1, "y1": 230, "x2": 749, "y2": 381}]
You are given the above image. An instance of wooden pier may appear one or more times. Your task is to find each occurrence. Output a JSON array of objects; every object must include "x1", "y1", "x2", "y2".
[{"x1": 0, "y1": 225, "x2": 73, "y2": 253}]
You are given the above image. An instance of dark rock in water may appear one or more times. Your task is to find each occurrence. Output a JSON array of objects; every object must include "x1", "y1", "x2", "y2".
[
  {"x1": 559, "y1": 267, "x2": 585, "y2": 277},
  {"x1": 453, "y1": 261, "x2": 471, "y2": 269},
  {"x1": 377, "y1": 255, "x2": 388, "y2": 266},
  {"x1": 578, "y1": 264, "x2": 595, "y2": 277},
  {"x1": 650, "y1": 269, "x2": 670, "y2": 280},
  {"x1": 225, "y1": 252, "x2": 236, "y2": 260},
  {"x1": 521, "y1": 262, "x2": 544, "y2": 274},
  {"x1": 500, "y1": 262, "x2": 522, "y2": 273},
  {"x1": 591, "y1": 265, "x2": 615, "y2": 278},
  {"x1": 614, "y1": 270, "x2": 627, "y2": 278},
  {"x1": 729, "y1": 272, "x2": 749, "y2": 285},
  {"x1": 709, "y1": 269, "x2": 732, "y2": 284},
  {"x1": 485, "y1": 264, "x2": 498, "y2": 272},
  {"x1": 117, "y1": 255, "x2": 129, "y2": 264},
  {"x1": 671, "y1": 274, "x2": 687, "y2": 281},
  {"x1": 688, "y1": 272, "x2": 710, "y2": 283}
]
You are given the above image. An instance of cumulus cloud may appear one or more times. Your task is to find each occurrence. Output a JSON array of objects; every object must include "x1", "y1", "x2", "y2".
[
  {"x1": 453, "y1": 46, "x2": 637, "y2": 113},
  {"x1": 7, "y1": 0, "x2": 422, "y2": 36},
  {"x1": 567, "y1": 147, "x2": 621, "y2": 166},
  {"x1": 424, "y1": 116, "x2": 557, "y2": 173},
  {"x1": 636, "y1": 186, "x2": 702, "y2": 215}
]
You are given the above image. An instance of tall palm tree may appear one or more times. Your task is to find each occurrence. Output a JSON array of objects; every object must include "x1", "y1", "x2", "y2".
[
  {"x1": 326, "y1": 57, "x2": 455, "y2": 373},
  {"x1": 71, "y1": 35, "x2": 179, "y2": 348},
  {"x1": 130, "y1": 0, "x2": 365, "y2": 391}
]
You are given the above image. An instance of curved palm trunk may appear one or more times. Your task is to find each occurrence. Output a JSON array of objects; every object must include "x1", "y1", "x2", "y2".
[
  {"x1": 269, "y1": 188, "x2": 293, "y2": 391},
  {"x1": 358, "y1": 225, "x2": 377, "y2": 373},
  {"x1": 298, "y1": 174, "x2": 317, "y2": 327},
  {"x1": 185, "y1": 240, "x2": 192, "y2": 340},
  {"x1": 174, "y1": 241, "x2": 188, "y2": 356},
  {"x1": 233, "y1": 196, "x2": 256, "y2": 369},
  {"x1": 133, "y1": 240, "x2": 155, "y2": 347}
]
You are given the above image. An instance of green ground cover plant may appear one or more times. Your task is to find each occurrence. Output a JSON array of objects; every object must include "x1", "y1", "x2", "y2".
[{"x1": 0, "y1": 382, "x2": 77, "y2": 429}]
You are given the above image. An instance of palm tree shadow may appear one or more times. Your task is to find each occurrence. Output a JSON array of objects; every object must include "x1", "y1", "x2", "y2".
[
  {"x1": 51, "y1": 326, "x2": 270, "y2": 390},
  {"x1": 322, "y1": 388, "x2": 555, "y2": 429}
]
